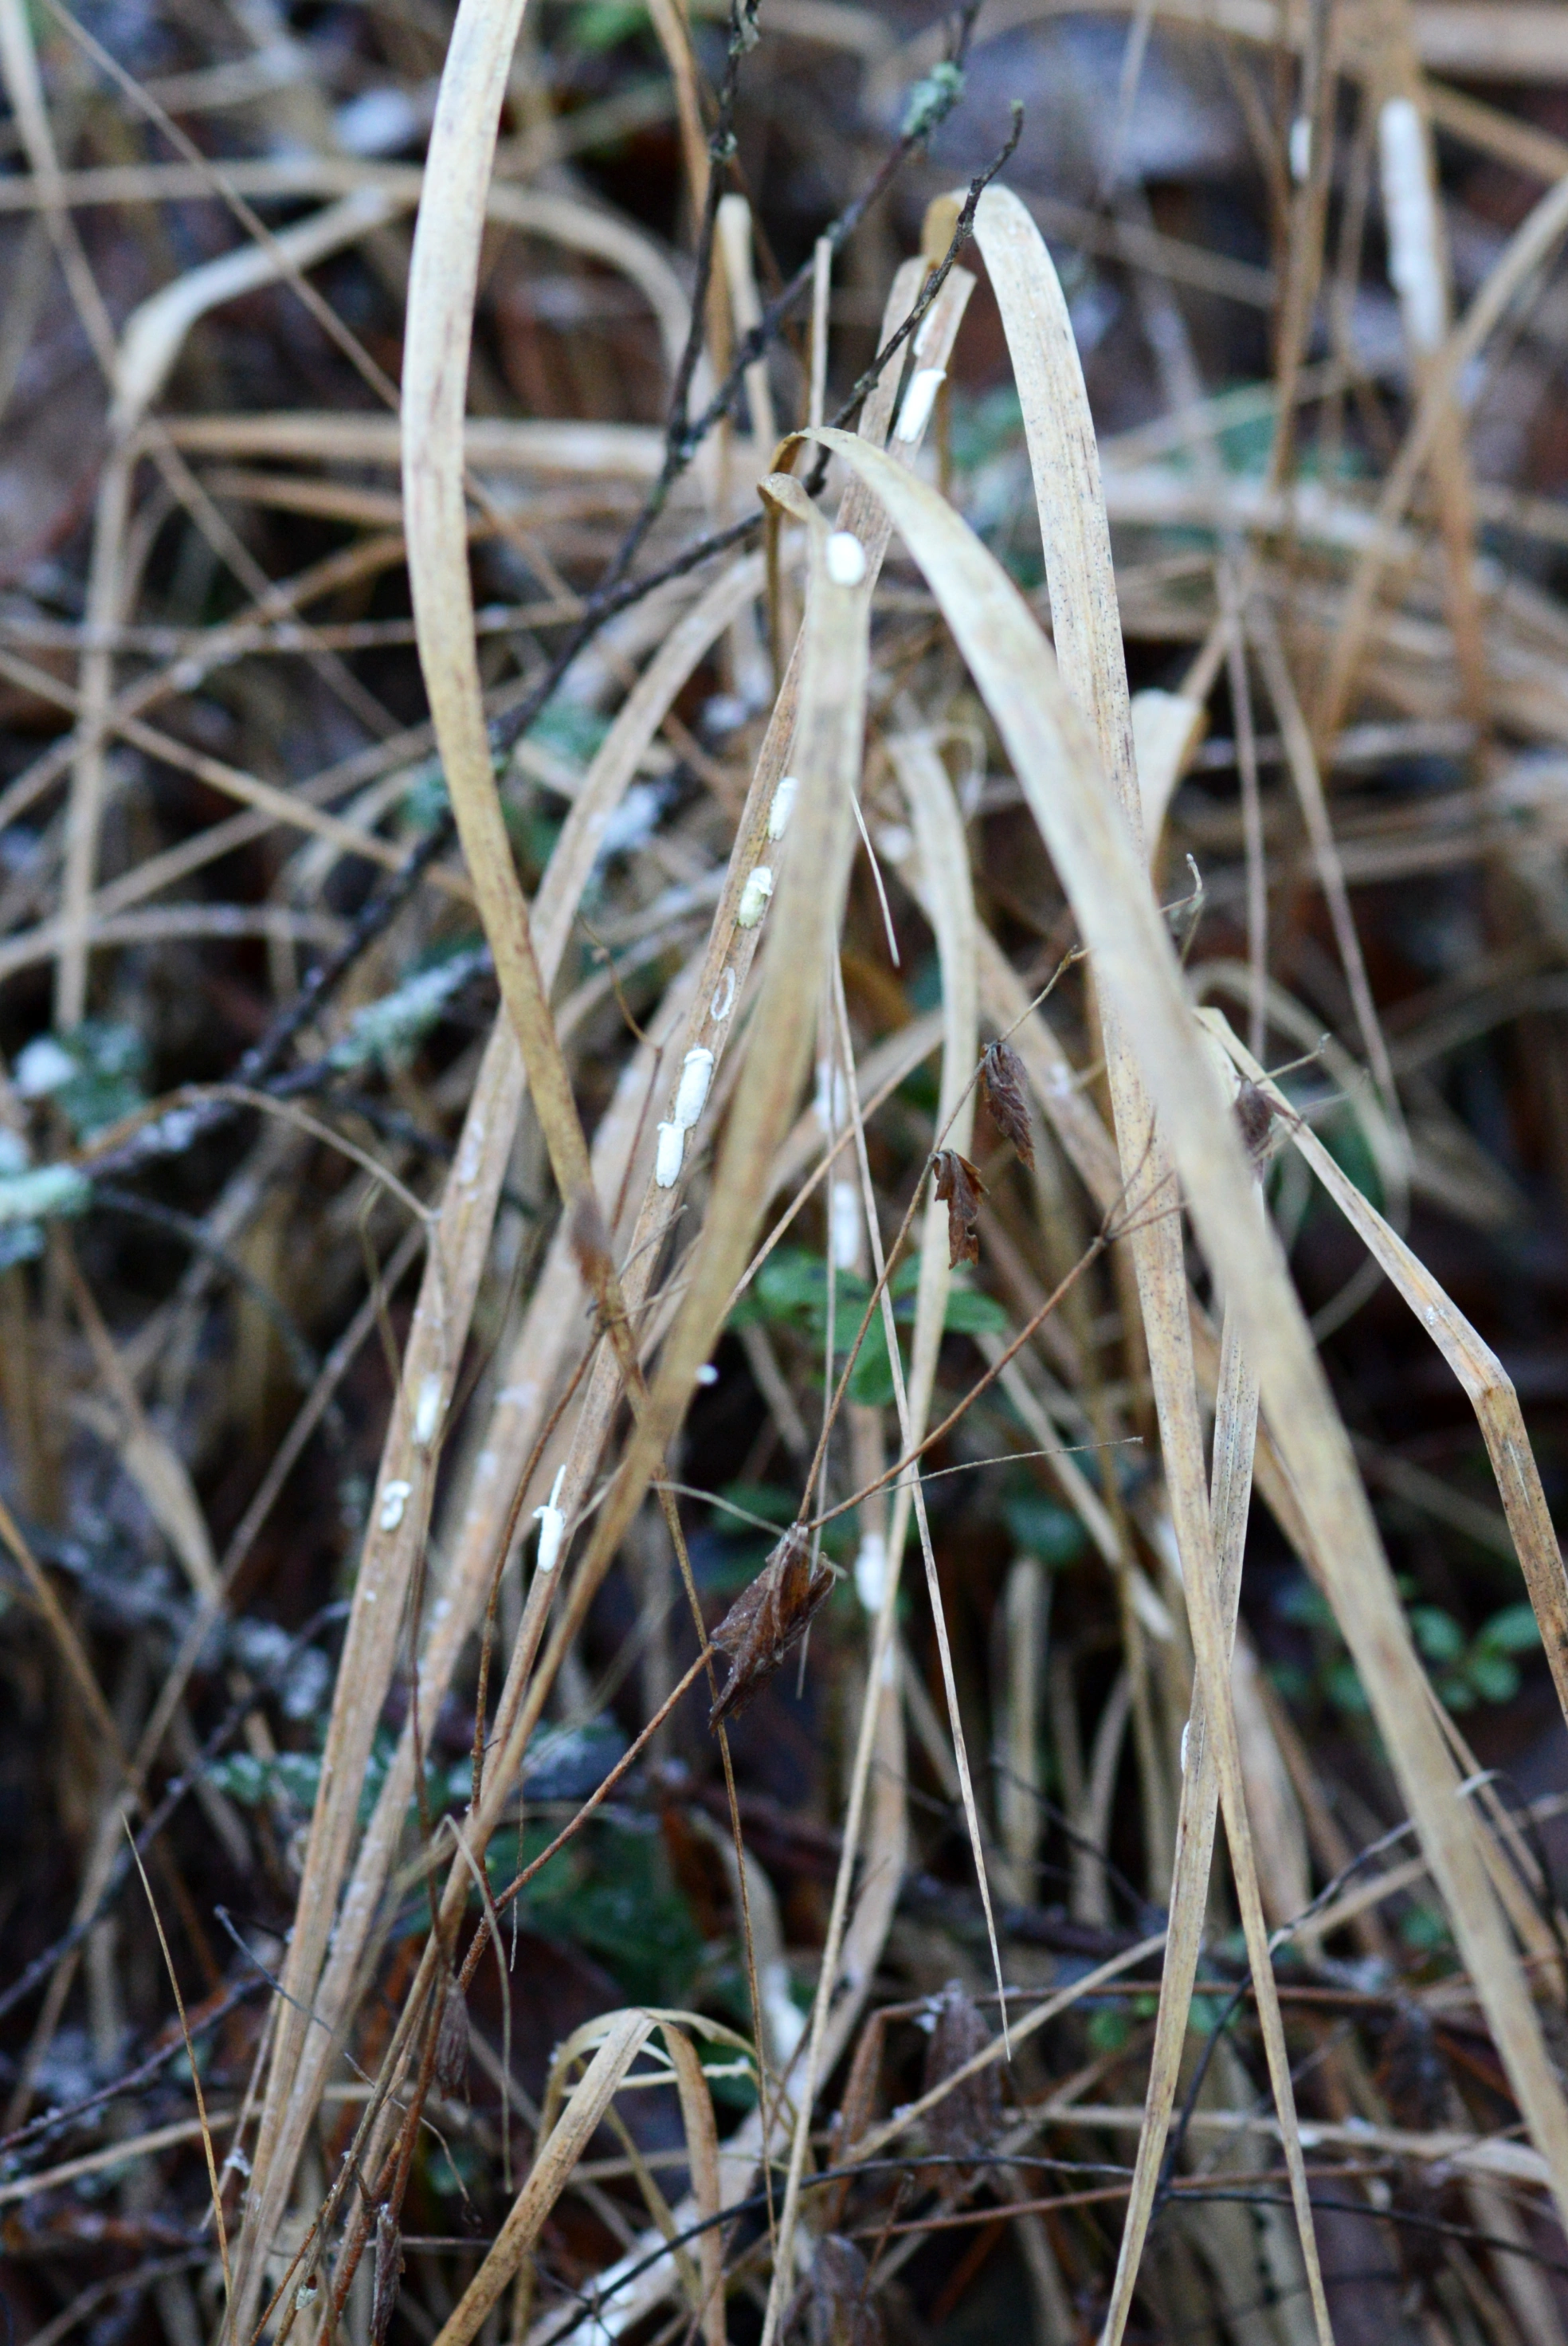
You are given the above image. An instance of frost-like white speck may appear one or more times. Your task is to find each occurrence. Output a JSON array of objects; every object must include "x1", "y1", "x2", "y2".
[
  {"x1": 654, "y1": 1120, "x2": 685, "y2": 1188},
  {"x1": 825, "y1": 531, "x2": 867, "y2": 587},
  {"x1": 896, "y1": 365, "x2": 946, "y2": 443},
  {"x1": 411, "y1": 1371, "x2": 442, "y2": 1447},
  {"x1": 533, "y1": 1465, "x2": 567, "y2": 1574},
  {"x1": 767, "y1": 773, "x2": 798, "y2": 841},
  {"x1": 737, "y1": 865, "x2": 774, "y2": 928},
  {"x1": 672, "y1": 1046, "x2": 714, "y2": 1131},
  {"x1": 378, "y1": 1480, "x2": 411, "y2": 1531}
]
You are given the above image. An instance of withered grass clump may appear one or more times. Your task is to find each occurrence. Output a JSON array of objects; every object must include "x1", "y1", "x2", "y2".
[{"x1": 6, "y1": 3, "x2": 1568, "y2": 2344}]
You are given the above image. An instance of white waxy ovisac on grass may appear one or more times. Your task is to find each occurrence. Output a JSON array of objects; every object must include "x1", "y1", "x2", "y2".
[
  {"x1": 829, "y1": 1175, "x2": 861, "y2": 1270},
  {"x1": 709, "y1": 965, "x2": 736, "y2": 1022},
  {"x1": 412, "y1": 1371, "x2": 443, "y2": 1447},
  {"x1": 1288, "y1": 115, "x2": 1311, "y2": 184},
  {"x1": 1379, "y1": 96, "x2": 1447, "y2": 355},
  {"x1": 531, "y1": 1465, "x2": 567, "y2": 1575},
  {"x1": 853, "y1": 1530, "x2": 887, "y2": 1613},
  {"x1": 672, "y1": 1045, "x2": 714, "y2": 1130},
  {"x1": 736, "y1": 863, "x2": 773, "y2": 927},
  {"x1": 653, "y1": 1120, "x2": 684, "y2": 1188},
  {"x1": 378, "y1": 1480, "x2": 411, "y2": 1532},
  {"x1": 895, "y1": 365, "x2": 946, "y2": 444},
  {"x1": 766, "y1": 773, "x2": 798, "y2": 840},
  {"x1": 824, "y1": 530, "x2": 867, "y2": 586}
]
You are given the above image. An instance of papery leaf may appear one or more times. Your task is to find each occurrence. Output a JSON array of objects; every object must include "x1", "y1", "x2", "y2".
[
  {"x1": 922, "y1": 1983, "x2": 1001, "y2": 2178},
  {"x1": 708, "y1": 1524, "x2": 834, "y2": 1728},
  {"x1": 981, "y1": 1039, "x2": 1034, "y2": 1167},
  {"x1": 932, "y1": 1149, "x2": 986, "y2": 1268}
]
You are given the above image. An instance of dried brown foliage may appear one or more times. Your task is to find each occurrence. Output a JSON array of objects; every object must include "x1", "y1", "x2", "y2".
[
  {"x1": 6, "y1": 4, "x2": 1568, "y2": 2344},
  {"x1": 707, "y1": 1523, "x2": 835, "y2": 1728},
  {"x1": 931, "y1": 1148, "x2": 987, "y2": 1268}
]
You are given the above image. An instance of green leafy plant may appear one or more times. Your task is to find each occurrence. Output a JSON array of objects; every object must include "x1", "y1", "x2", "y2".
[{"x1": 730, "y1": 1242, "x2": 1007, "y2": 1409}]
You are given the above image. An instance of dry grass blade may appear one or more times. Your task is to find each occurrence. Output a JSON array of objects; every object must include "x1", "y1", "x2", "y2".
[
  {"x1": 1203, "y1": 1009, "x2": 1568, "y2": 1738},
  {"x1": 804, "y1": 418, "x2": 1568, "y2": 2246},
  {"x1": 15, "y1": 10, "x2": 1568, "y2": 2345},
  {"x1": 968, "y1": 185, "x2": 1332, "y2": 2340},
  {"x1": 233, "y1": 547, "x2": 753, "y2": 2322},
  {"x1": 431, "y1": 2011, "x2": 656, "y2": 2346},
  {"x1": 481, "y1": 488, "x2": 869, "y2": 1822},
  {"x1": 1315, "y1": 159, "x2": 1568, "y2": 744},
  {"x1": 403, "y1": 0, "x2": 629, "y2": 1271},
  {"x1": 121, "y1": 1822, "x2": 231, "y2": 2320}
]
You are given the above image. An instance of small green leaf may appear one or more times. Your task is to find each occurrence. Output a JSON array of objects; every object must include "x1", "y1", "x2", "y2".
[
  {"x1": 1477, "y1": 1603, "x2": 1541, "y2": 1655},
  {"x1": 940, "y1": 1282, "x2": 1009, "y2": 1336},
  {"x1": 1464, "y1": 1652, "x2": 1520, "y2": 1705},
  {"x1": 1086, "y1": 2006, "x2": 1130, "y2": 2054},
  {"x1": 1410, "y1": 1606, "x2": 1465, "y2": 1665},
  {"x1": 1004, "y1": 1493, "x2": 1086, "y2": 1567}
]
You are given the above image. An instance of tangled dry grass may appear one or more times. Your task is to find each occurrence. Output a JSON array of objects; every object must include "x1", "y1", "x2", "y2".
[{"x1": 6, "y1": 2, "x2": 1568, "y2": 2341}]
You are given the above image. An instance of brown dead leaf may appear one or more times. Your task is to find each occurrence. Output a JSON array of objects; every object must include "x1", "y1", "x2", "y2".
[
  {"x1": 435, "y1": 1971, "x2": 468, "y2": 2098},
  {"x1": 794, "y1": 2234, "x2": 884, "y2": 2346},
  {"x1": 981, "y1": 1040, "x2": 1034, "y2": 1167},
  {"x1": 370, "y1": 2203, "x2": 403, "y2": 2346},
  {"x1": 932, "y1": 1150, "x2": 986, "y2": 1268},
  {"x1": 1233, "y1": 1078, "x2": 1280, "y2": 1167},
  {"x1": 708, "y1": 1524, "x2": 834, "y2": 1728},
  {"x1": 922, "y1": 1982, "x2": 1002, "y2": 2179}
]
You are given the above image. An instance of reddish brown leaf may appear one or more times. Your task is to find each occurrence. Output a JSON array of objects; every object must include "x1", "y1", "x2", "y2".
[
  {"x1": 434, "y1": 1971, "x2": 468, "y2": 2098},
  {"x1": 932, "y1": 1149, "x2": 986, "y2": 1268},
  {"x1": 708, "y1": 1524, "x2": 835, "y2": 1728},
  {"x1": 370, "y1": 2203, "x2": 404, "y2": 2346},
  {"x1": 922, "y1": 1982, "x2": 1002, "y2": 2179},
  {"x1": 1233, "y1": 1078, "x2": 1278, "y2": 1166},
  {"x1": 794, "y1": 2234, "x2": 884, "y2": 2346},
  {"x1": 981, "y1": 1039, "x2": 1034, "y2": 1167}
]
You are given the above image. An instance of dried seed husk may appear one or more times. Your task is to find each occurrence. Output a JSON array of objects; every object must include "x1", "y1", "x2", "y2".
[
  {"x1": 922, "y1": 1983, "x2": 1001, "y2": 2179},
  {"x1": 708, "y1": 1524, "x2": 835, "y2": 1728},
  {"x1": 931, "y1": 1149, "x2": 986, "y2": 1268},
  {"x1": 981, "y1": 1038, "x2": 1034, "y2": 1166},
  {"x1": 797, "y1": 2234, "x2": 883, "y2": 2346},
  {"x1": 370, "y1": 2203, "x2": 403, "y2": 2346},
  {"x1": 434, "y1": 1971, "x2": 468, "y2": 2099}
]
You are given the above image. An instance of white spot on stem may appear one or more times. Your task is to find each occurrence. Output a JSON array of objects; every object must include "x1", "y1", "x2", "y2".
[
  {"x1": 672, "y1": 1046, "x2": 714, "y2": 1130},
  {"x1": 737, "y1": 865, "x2": 773, "y2": 928},
  {"x1": 896, "y1": 365, "x2": 946, "y2": 442},
  {"x1": 378, "y1": 1480, "x2": 411, "y2": 1532},
  {"x1": 533, "y1": 1465, "x2": 567, "y2": 1575},
  {"x1": 825, "y1": 530, "x2": 867, "y2": 586},
  {"x1": 411, "y1": 1371, "x2": 442, "y2": 1447},
  {"x1": 855, "y1": 1530, "x2": 887, "y2": 1613},
  {"x1": 654, "y1": 1120, "x2": 685, "y2": 1188},
  {"x1": 829, "y1": 1178, "x2": 861, "y2": 1270},
  {"x1": 767, "y1": 773, "x2": 798, "y2": 840},
  {"x1": 1379, "y1": 97, "x2": 1446, "y2": 354}
]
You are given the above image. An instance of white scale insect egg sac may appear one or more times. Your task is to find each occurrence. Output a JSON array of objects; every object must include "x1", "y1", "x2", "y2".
[
  {"x1": 672, "y1": 1046, "x2": 713, "y2": 1131},
  {"x1": 825, "y1": 530, "x2": 867, "y2": 587},
  {"x1": 895, "y1": 365, "x2": 946, "y2": 443},
  {"x1": 737, "y1": 864, "x2": 774, "y2": 928},
  {"x1": 829, "y1": 1177, "x2": 861, "y2": 1270},
  {"x1": 654, "y1": 1120, "x2": 685, "y2": 1188},
  {"x1": 411, "y1": 1371, "x2": 442, "y2": 1447},
  {"x1": 532, "y1": 1465, "x2": 567, "y2": 1575},
  {"x1": 766, "y1": 774, "x2": 798, "y2": 841},
  {"x1": 1378, "y1": 96, "x2": 1446, "y2": 356}
]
